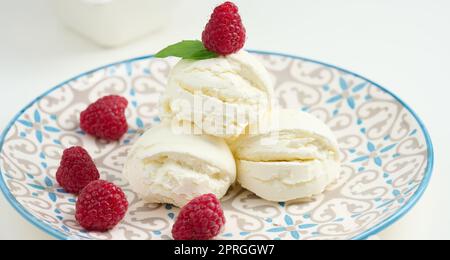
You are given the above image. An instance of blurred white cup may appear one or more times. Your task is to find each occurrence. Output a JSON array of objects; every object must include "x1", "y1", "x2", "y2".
[{"x1": 51, "y1": 0, "x2": 179, "y2": 48}]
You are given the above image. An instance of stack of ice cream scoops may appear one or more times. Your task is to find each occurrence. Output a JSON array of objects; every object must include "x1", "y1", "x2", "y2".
[{"x1": 122, "y1": 2, "x2": 342, "y2": 239}]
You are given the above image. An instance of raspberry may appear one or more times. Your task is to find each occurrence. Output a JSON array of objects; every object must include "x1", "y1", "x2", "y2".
[
  {"x1": 80, "y1": 95, "x2": 128, "y2": 141},
  {"x1": 202, "y1": 1, "x2": 246, "y2": 55},
  {"x1": 172, "y1": 194, "x2": 225, "y2": 240},
  {"x1": 75, "y1": 180, "x2": 128, "y2": 232},
  {"x1": 56, "y1": 146, "x2": 100, "y2": 194}
]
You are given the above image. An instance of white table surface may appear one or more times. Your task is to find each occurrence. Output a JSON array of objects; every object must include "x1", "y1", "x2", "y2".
[{"x1": 0, "y1": 0, "x2": 448, "y2": 240}]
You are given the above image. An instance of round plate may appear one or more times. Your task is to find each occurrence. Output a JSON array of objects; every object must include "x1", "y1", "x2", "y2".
[{"x1": 0, "y1": 51, "x2": 433, "y2": 240}]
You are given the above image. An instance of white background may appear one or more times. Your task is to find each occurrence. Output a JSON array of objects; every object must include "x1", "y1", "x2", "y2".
[{"x1": 0, "y1": 0, "x2": 448, "y2": 240}]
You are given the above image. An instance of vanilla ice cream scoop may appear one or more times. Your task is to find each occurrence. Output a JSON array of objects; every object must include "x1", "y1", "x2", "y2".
[
  {"x1": 230, "y1": 109, "x2": 341, "y2": 202},
  {"x1": 123, "y1": 123, "x2": 236, "y2": 207},
  {"x1": 162, "y1": 50, "x2": 273, "y2": 139}
]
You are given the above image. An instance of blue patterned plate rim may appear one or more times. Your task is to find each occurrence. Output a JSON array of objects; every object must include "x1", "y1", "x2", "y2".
[{"x1": 0, "y1": 50, "x2": 434, "y2": 240}]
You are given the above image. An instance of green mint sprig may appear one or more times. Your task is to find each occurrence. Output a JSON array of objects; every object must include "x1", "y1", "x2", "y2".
[{"x1": 155, "y1": 40, "x2": 219, "y2": 60}]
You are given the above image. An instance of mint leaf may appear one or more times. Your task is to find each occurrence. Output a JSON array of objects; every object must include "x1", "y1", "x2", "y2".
[
  {"x1": 189, "y1": 49, "x2": 220, "y2": 60},
  {"x1": 155, "y1": 40, "x2": 218, "y2": 60}
]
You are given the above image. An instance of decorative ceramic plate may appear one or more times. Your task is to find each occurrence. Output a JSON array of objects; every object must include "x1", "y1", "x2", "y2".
[{"x1": 0, "y1": 51, "x2": 433, "y2": 240}]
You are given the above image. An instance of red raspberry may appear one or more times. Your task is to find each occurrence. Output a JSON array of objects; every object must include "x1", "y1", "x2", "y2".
[
  {"x1": 56, "y1": 146, "x2": 100, "y2": 194},
  {"x1": 80, "y1": 95, "x2": 128, "y2": 141},
  {"x1": 76, "y1": 180, "x2": 128, "y2": 232},
  {"x1": 202, "y1": 1, "x2": 246, "y2": 55},
  {"x1": 172, "y1": 194, "x2": 225, "y2": 240}
]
